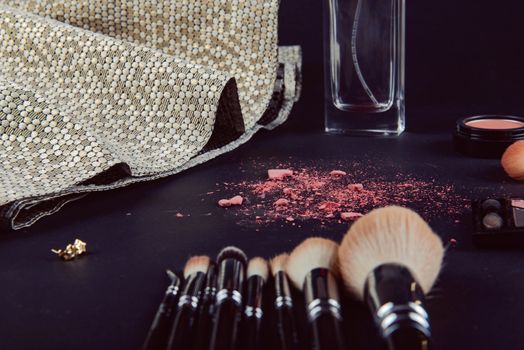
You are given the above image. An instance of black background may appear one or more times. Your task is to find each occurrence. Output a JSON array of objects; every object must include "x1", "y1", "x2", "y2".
[{"x1": 1, "y1": 1, "x2": 524, "y2": 349}]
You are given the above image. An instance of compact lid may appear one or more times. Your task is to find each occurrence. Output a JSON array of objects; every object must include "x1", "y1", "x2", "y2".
[{"x1": 453, "y1": 115, "x2": 524, "y2": 158}]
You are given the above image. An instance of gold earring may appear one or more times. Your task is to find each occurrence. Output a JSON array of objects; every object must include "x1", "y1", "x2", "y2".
[{"x1": 51, "y1": 239, "x2": 87, "y2": 261}]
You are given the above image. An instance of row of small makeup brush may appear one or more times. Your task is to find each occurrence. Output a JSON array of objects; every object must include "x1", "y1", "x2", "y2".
[{"x1": 141, "y1": 206, "x2": 444, "y2": 350}]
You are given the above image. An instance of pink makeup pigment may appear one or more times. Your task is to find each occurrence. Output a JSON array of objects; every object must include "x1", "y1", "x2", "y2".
[
  {"x1": 465, "y1": 119, "x2": 524, "y2": 130},
  {"x1": 210, "y1": 162, "x2": 468, "y2": 228}
]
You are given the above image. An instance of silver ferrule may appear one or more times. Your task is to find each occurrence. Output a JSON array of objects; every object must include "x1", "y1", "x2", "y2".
[
  {"x1": 303, "y1": 268, "x2": 342, "y2": 322},
  {"x1": 275, "y1": 295, "x2": 293, "y2": 308},
  {"x1": 204, "y1": 286, "x2": 217, "y2": 297},
  {"x1": 245, "y1": 305, "x2": 264, "y2": 319},
  {"x1": 178, "y1": 295, "x2": 200, "y2": 309},
  {"x1": 365, "y1": 263, "x2": 431, "y2": 339},
  {"x1": 216, "y1": 289, "x2": 243, "y2": 306},
  {"x1": 166, "y1": 285, "x2": 180, "y2": 297}
]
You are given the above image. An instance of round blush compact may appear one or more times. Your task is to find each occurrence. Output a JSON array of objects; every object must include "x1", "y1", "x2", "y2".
[{"x1": 454, "y1": 115, "x2": 524, "y2": 158}]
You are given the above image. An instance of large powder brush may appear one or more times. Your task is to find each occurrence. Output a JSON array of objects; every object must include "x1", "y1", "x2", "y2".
[{"x1": 339, "y1": 206, "x2": 444, "y2": 350}]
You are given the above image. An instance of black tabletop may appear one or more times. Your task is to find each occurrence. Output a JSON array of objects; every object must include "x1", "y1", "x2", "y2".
[{"x1": 2, "y1": 1, "x2": 524, "y2": 349}]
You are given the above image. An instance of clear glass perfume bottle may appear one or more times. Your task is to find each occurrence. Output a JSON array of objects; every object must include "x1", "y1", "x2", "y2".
[{"x1": 324, "y1": 0, "x2": 405, "y2": 135}]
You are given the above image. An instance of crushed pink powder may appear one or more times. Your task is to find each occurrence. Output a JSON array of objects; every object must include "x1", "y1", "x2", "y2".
[
  {"x1": 211, "y1": 162, "x2": 468, "y2": 227},
  {"x1": 274, "y1": 198, "x2": 289, "y2": 206},
  {"x1": 175, "y1": 213, "x2": 184, "y2": 218},
  {"x1": 347, "y1": 184, "x2": 364, "y2": 191}
]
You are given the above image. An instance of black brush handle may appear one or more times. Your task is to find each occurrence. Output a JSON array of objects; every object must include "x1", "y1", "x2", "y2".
[
  {"x1": 275, "y1": 305, "x2": 299, "y2": 350},
  {"x1": 238, "y1": 316, "x2": 261, "y2": 349},
  {"x1": 141, "y1": 284, "x2": 179, "y2": 350},
  {"x1": 209, "y1": 298, "x2": 243, "y2": 350},
  {"x1": 310, "y1": 313, "x2": 346, "y2": 350},
  {"x1": 193, "y1": 297, "x2": 215, "y2": 350},
  {"x1": 274, "y1": 271, "x2": 299, "y2": 350},
  {"x1": 238, "y1": 275, "x2": 265, "y2": 349},
  {"x1": 387, "y1": 328, "x2": 431, "y2": 350},
  {"x1": 168, "y1": 271, "x2": 206, "y2": 350},
  {"x1": 167, "y1": 304, "x2": 197, "y2": 349},
  {"x1": 194, "y1": 263, "x2": 218, "y2": 350}
]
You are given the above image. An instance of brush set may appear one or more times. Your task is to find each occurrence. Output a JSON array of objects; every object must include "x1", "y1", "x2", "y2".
[{"x1": 142, "y1": 206, "x2": 444, "y2": 350}]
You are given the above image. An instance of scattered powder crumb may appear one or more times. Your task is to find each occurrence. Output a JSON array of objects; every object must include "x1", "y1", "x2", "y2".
[
  {"x1": 283, "y1": 188, "x2": 294, "y2": 195},
  {"x1": 274, "y1": 198, "x2": 289, "y2": 206},
  {"x1": 449, "y1": 238, "x2": 458, "y2": 248},
  {"x1": 175, "y1": 213, "x2": 184, "y2": 218},
  {"x1": 218, "y1": 195, "x2": 244, "y2": 207},
  {"x1": 341, "y1": 212, "x2": 363, "y2": 221},
  {"x1": 286, "y1": 217, "x2": 295, "y2": 222},
  {"x1": 126, "y1": 212, "x2": 132, "y2": 216},
  {"x1": 347, "y1": 184, "x2": 364, "y2": 191},
  {"x1": 268, "y1": 169, "x2": 294, "y2": 180},
  {"x1": 318, "y1": 201, "x2": 341, "y2": 212},
  {"x1": 330, "y1": 170, "x2": 347, "y2": 177},
  {"x1": 218, "y1": 199, "x2": 232, "y2": 207},
  {"x1": 229, "y1": 195, "x2": 244, "y2": 205}
]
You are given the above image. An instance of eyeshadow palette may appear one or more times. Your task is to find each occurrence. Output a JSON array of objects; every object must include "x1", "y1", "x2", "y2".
[{"x1": 472, "y1": 197, "x2": 524, "y2": 245}]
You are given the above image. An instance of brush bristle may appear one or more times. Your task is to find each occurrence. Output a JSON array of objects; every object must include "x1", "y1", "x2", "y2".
[
  {"x1": 216, "y1": 246, "x2": 248, "y2": 266},
  {"x1": 286, "y1": 237, "x2": 339, "y2": 291},
  {"x1": 247, "y1": 257, "x2": 269, "y2": 281},
  {"x1": 339, "y1": 206, "x2": 444, "y2": 299},
  {"x1": 270, "y1": 253, "x2": 289, "y2": 275},
  {"x1": 183, "y1": 255, "x2": 210, "y2": 278}
]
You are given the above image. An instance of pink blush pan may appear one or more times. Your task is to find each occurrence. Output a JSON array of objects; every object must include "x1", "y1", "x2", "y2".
[
  {"x1": 465, "y1": 119, "x2": 524, "y2": 130},
  {"x1": 454, "y1": 115, "x2": 524, "y2": 158}
]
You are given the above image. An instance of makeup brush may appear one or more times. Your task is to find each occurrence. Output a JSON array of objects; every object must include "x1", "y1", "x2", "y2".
[
  {"x1": 141, "y1": 270, "x2": 181, "y2": 350},
  {"x1": 270, "y1": 253, "x2": 299, "y2": 350},
  {"x1": 167, "y1": 255, "x2": 210, "y2": 350},
  {"x1": 193, "y1": 262, "x2": 218, "y2": 350},
  {"x1": 238, "y1": 257, "x2": 269, "y2": 350},
  {"x1": 286, "y1": 237, "x2": 346, "y2": 350},
  {"x1": 339, "y1": 206, "x2": 444, "y2": 350},
  {"x1": 208, "y1": 246, "x2": 247, "y2": 350}
]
